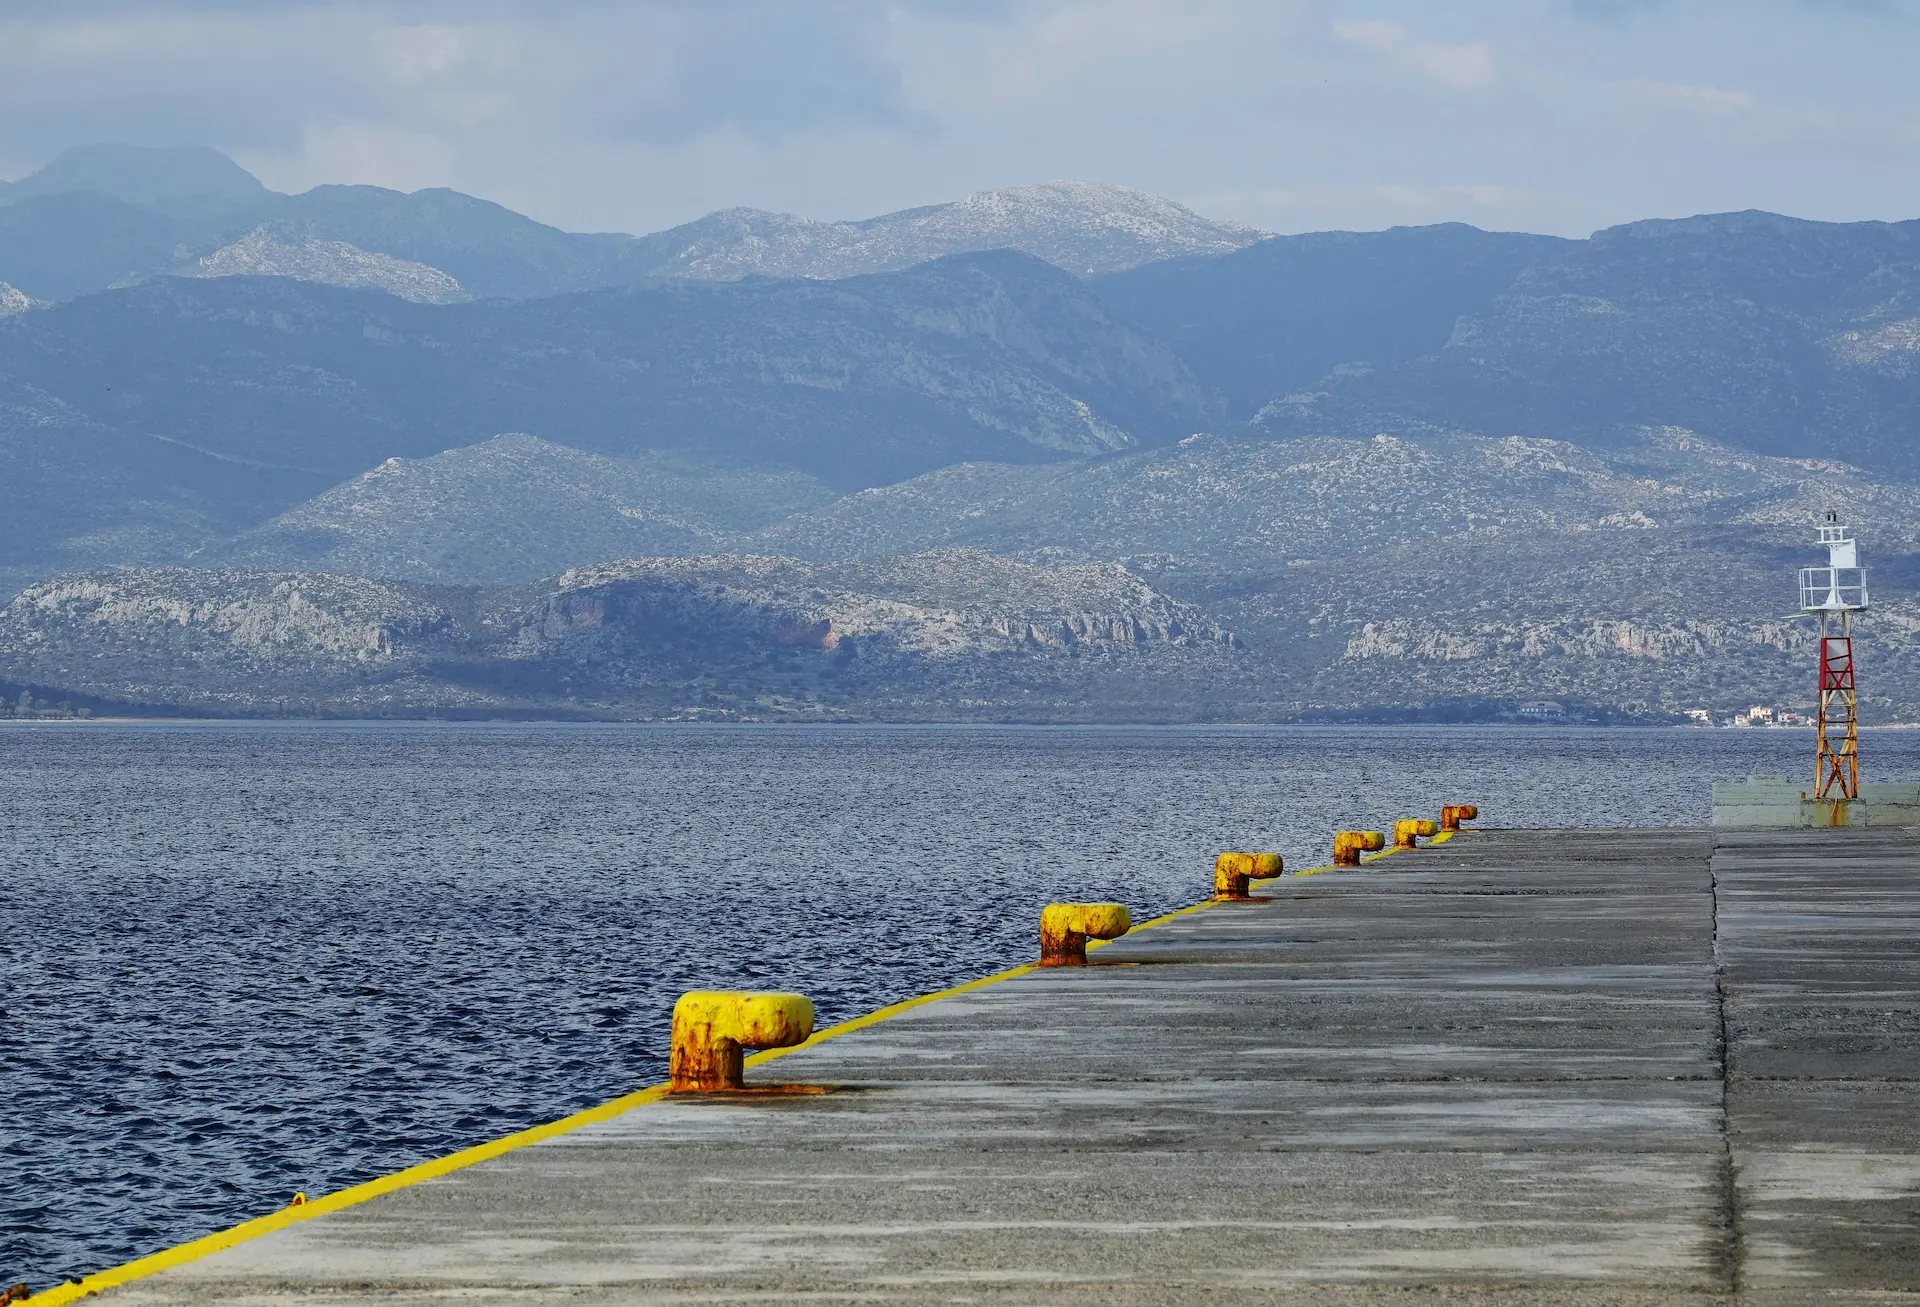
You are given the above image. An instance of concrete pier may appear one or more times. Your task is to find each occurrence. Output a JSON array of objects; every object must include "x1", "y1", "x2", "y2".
[{"x1": 78, "y1": 828, "x2": 1919, "y2": 1304}]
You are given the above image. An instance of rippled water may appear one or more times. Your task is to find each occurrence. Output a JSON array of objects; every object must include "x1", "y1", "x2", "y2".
[{"x1": 5, "y1": 721, "x2": 1917, "y2": 1289}]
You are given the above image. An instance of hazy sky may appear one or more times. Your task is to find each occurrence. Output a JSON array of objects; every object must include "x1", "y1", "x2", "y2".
[{"x1": 2, "y1": 0, "x2": 1917, "y2": 238}]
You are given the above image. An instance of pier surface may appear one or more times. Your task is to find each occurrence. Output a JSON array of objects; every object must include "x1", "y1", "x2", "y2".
[{"x1": 94, "y1": 828, "x2": 1917, "y2": 1304}]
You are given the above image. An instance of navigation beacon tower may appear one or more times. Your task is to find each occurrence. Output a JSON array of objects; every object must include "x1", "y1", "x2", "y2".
[{"x1": 1798, "y1": 512, "x2": 1869, "y2": 801}]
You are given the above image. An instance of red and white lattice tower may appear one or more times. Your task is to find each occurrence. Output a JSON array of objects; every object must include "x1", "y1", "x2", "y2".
[{"x1": 1798, "y1": 513, "x2": 1869, "y2": 800}]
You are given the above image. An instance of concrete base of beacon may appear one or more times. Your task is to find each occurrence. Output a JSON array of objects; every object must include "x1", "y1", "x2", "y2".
[{"x1": 1711, "y1": 775, "x2": 1920, "y2": 827}]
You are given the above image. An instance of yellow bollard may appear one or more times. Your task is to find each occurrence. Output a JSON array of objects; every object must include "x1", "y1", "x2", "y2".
[
  {"x1": 1040, "y1": 903, "x2": 1131, "y2": 966},
  {"x1": 1440, "y1": 804, "x2": 1479, "y2": 832},
  {"x1": 1332, "y1": 830, "x2": 1386, "y2": 867},
  {"x1": 1393, "y1": 818, "x2": 1440, "y2": 850},
  {"x1": 1215, "y1": 851, "x2": 1282, "y2": 899},
  {"x1": 669, "y1": 991, "x2": 815, "y2": 1092},
  {"x1": 1213, "y1": 851, "x2": 1255, "y2": 900}
]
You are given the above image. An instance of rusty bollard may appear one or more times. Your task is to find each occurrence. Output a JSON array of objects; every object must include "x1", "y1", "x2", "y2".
[
  {"x1": 1214, "y1": 851, "x2": 1283, "y2": 899},
  {"x1": 669, "y1": 991, "x2": 815, "y2": 1092},
  {"x1": 1440, "y1": 804, "x2": 1479, "y2": 832},
  {"x1": 1332, "y1": 830, "x2": 1386, "y2": 867},
  {"x1": 1213, "y1": 852, "x2": 1255, "y2": 900},
  {"x1": 1393, "y1": 818, "x2": 1439, "y2": 850},
  {"x1": 1040, "y1": 903, "x2": 1131, "y2": 966}
]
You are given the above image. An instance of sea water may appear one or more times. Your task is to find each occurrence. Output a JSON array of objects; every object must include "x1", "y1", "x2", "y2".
[{"x1": 5, "y1": 721, "x2": 1916, "y2": 1287}]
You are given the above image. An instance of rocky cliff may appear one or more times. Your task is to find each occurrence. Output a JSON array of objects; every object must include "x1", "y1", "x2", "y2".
[{"x1": 0, "y1": 550, "x2": 1236, "y2": 719}]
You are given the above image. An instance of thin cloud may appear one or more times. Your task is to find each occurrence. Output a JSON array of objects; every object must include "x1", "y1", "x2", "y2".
[
  {"x1": 0, "y1": 2, "x2": 925, "y2": 156},
  {"x1": 1614, "y1": 78, "x2": 1755, "y2": 114},
  {"x1": 1332, "y1": 18, "x2": 1496, "y2": 91},
  {"x1": 1563, "y1": 0, "x2": 1671, "y2": 20}
]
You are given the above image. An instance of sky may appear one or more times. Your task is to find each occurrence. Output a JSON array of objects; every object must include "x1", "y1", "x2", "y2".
[{"x1": 1, "y1": 0, "x2": 1918, "y2": 238}]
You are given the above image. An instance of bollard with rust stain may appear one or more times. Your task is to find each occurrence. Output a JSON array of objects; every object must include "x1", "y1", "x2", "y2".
[
  {"x1": 669, "y1": 991, "x2": 815, "y2": 1092},
  {"x1": 1392, "y1": 818, "x2": 1440, "y2": 850},
  {"x1": 1040, "y1": 902, "x2": 1131, "y2": 966},
  {"x1": 1440, "y1": 804, "x2": 1479, "y2": 832},
  {"x1": 1332, "y1": 830, "x2": 1386, "y2": 867},
  {"x1": 1213, "y1": 851, "x2": 1255, "y2": 900},
  {"x1": 1214, "y1": 851, "x2": 1283, "y2": 899}
]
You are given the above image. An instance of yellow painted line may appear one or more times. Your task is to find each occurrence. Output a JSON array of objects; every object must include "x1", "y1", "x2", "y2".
[
  {"x1": 747, "y1": 959, "x2": 1038, "y2": 1067},
  {"x1": 36, "y1": 822, "x2": 1455, "y2": 1303},
  {"x1": 1260, "y1": 830, "x2": 1475, "y2": 881},
  {"x1": 1271, "y1": 846, "x2": 1397, "y2": 879},
  {"x1": 36, "y1": 936, "x2": 1069, "y2": 1300},
  {"x1": 1095, "y1": 895, "x2": 1218, "y2": 938},
  {"x1": 25, "y1": 1080, "x2": 672, "y2": 1306}
]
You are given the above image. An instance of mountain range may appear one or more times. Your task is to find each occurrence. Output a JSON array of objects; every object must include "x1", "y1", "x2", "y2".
[
  {"x1": 0, "y1": 247, "x2": 1214, "y2": 596},
  {"x1": 1261, "y1": 210, "x2": 1920, "y2": 479},
  {"x1": 0, "y1": 145, "x2": 1266, "y2": 303},
  {"x1": 3, "y1": 144, "x2": 1917, "y2": 722}
]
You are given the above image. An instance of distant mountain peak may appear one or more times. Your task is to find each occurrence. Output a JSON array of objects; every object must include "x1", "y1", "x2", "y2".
[
  {"x1": 876, "y1": 181, "x2": 1268, "y2": 275},
  {"x1": 1594, "y1": 208, "x2": 1836, "y2": 244},
  {"x1": 699, "y1": 206, "x2": 815, "y2": 229},
  {"x1": 5, "y1": 144, "x2": 269, "y2": 220},
  {"x1": 172, "y1": 225, "x2": 469, "y2": 304},
  {"x1": 0, "y1": 282, "x2": 45, "y2": 316},
  {"x1": 628, "y1": 181, "x2": 1268, "y2": 282},
  {"x1": 938, "y1": 180, "x2": 1261, "y2": 234}
]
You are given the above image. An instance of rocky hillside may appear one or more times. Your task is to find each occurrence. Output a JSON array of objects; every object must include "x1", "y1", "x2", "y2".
[
  {"x1": 0, "y1": 190, "x2": 193, "y2": 302},
  {"x1": 174, "y1": 226, "x2": 470, "y2": 304},
  {"x1": 0, "y1": 373, "x2": 324, "y2": 603},
  {"x1": 1092, "y1": 224, "x2": 1572, "y2": 417},
  {"x1": 223, "y1": 423, "x2": 1908, "y2": 585},
  {"x1": 753, "y1": 426, "x2": 1920, "y2": 565},
  {"x1": 1170, "y1": 519, "x2": 1920, "y2": 721},
  {"x1": 0, "y1": 250, "x2": 1217, "y2": 581},
  {"x1": 0, "y1": 551, "x2": 1236, "y2": 719},
  {"x1": 747, "y1": 426, "x2": 1920, "y2": 719},
  {"x1": 236, "y1": 184, "x2": 633, "y2": 300},
  {"x1": 550, "y1": 550, "x2": 1228, "y2": 657},
  {"x1": 624, "y1": 183, "x2": 1267, "y2": 281},
  {"x1": 211, "y1": 435, "x2": 839, "y2": 583},
  {"x1": 12, "y1": 424, "x2": 1918, "y2": 721},
  {"x1": 1261, "y1": 211, "x2": 1920, "y2": 480}
]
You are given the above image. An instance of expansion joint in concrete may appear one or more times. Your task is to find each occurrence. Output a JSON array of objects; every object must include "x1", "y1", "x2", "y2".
[{"x1": 1707, "y1": 837, "x2": 1746, "y2": 1299}]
